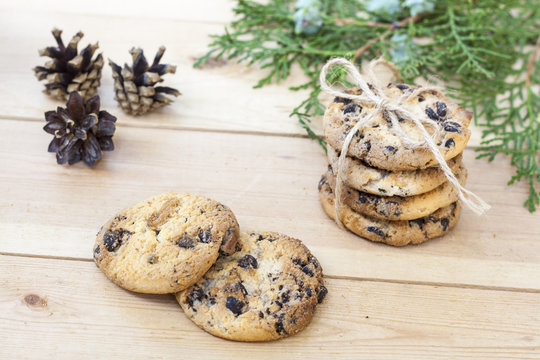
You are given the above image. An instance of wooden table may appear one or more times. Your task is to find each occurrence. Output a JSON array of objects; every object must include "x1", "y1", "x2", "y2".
[{"x1": 1, "y1": 1, "x2": 539, "y2": 359}]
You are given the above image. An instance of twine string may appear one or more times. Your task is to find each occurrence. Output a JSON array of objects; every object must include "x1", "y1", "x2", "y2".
[{"x1": 319, "y1": 58, "x2": 490, "y2": 228}]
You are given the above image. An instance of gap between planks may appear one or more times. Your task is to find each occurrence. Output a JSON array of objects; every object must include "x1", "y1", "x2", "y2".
[
  {"x1": 2, "y1": 251, "x2": 538, "y2": 294},
  {"x1": 0, "y1": 114, "x2": 485, "y2": 149}
]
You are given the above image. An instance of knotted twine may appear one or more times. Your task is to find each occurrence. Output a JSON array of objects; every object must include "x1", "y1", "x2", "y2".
[{"x1": 319, "y1": 58, "x2": 490, "y2": 229}]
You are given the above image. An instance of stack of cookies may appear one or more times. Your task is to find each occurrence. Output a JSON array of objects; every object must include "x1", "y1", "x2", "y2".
[
  {"x1": 93, "y1": 192, "x2": 327, "y2": 342},
  {"x1": 319, "y1": 83, "x2": 473, "y2": 246}
]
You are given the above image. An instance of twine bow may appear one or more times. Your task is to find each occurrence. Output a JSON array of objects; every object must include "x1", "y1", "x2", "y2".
[{"x1": 319, "y1": 58, "x2": 490, "y2": 228}]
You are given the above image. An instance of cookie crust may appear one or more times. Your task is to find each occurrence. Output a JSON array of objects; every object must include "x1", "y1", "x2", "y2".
[
  {"x1": 319, "y1": 178, "x2": 461, "y2": 246},
  {"x1": 327, "y1": 145, "x2": 463, "y2": 197},
  {"x1": 176, "y1": 231, "x2": 327, "y2": 342},
  {"x1": 93, "y1": 192, "x2": 240, "y2": 294},
  {"x1": 324, "y1": 84, "x2": 472, "y2": 170}
]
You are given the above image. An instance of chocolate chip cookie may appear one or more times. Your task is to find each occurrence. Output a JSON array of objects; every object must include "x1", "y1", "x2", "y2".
[
  {"x1": 93, "y1": 192, "x2": 240, "y2": 294},
  {"x1": 323, "y1": 164, "x2": 467, "y2": 220},
  {"x1": 324, "y1": 84, "x2": 472, "y2": 170},
  {"x1": 319, "y1": 177, "x2": 461, "y2": 246},
  {"x1": 176, "y1": 231, "x2": 327, "y2": 342},
  {"x1": 327, "y1": 145, "x2": 463, "y2": 197}
]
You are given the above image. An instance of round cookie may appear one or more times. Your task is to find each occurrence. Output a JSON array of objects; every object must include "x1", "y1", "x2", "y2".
[
  {"x1": 322, "y1": 164, "x2": 467, "y2": 220},
  {"x1": 324, "y1": 84, "x2": 472, "y2": 170},
  {"x1": 93, "y1": 192, "x2": 240, "y2": 294},
  {"x1": 327, "y1": 145, "x2": 463, "y2": 197},
  {"x1": 176, "y1": 231, "x2": 327, "y2": 342},
  {"x1": 319, "y1": 177, "x2": 461, "y2": 246}
]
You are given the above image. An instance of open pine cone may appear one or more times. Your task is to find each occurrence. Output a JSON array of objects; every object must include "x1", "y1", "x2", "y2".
[
  {"x1": 33, "y1": 29, "x2": 103, "y2": 101},
  {"x1": 109, "y1": 46, "x2": 180, "y2": 116},
  {"x1": 44, "y1": 92, "x2": 116, "y2": 167}
]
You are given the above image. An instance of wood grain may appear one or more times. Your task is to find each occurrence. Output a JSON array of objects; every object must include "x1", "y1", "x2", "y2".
[
  {"x1": 1, "y1": 119, "x2": 538, "y2": 290},
  {"x1": 1, "y1": 0, "x2": 235, "y2": 24},
  {"x1": 0, "y1": 7, "x2": 485, "y2": 146},
  {"x1": 1, "y1": 255, "x2": 539, "y2": 360}
]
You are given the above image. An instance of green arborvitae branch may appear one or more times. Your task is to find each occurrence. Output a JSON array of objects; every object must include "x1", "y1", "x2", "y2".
[{"x1": 194, "y1": 0, "x2": 540, "y2": 212}]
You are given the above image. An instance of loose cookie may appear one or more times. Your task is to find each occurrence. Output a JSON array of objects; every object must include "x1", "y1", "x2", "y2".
[
  {"x1": 319, "y1": 178, "x2": 461, "y2": 246},
  {"x1": 323, "y1": 164, "x2": 467, "y2": 220},
  {"x1": 327, "y1": 145, "x2": 463, "y2": 197},
  {"x1": 176, "y1": 231, "x2": 327, "y2": 342},
  {"x1": 93, "y1": 192, "x2": 240, "y2": 294},
  {"x1": 324, "y1": 84, "x2": 472, "y2": 170}
]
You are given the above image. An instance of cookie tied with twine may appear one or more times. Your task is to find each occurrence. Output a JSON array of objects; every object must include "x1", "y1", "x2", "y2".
[{"x1": 319, "y1": 58, "x2": 489, "y2": 229}]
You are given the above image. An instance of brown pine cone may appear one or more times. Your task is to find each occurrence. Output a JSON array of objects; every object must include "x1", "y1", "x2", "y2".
[
  {"x1": 44, "y1": 92, "x2": 116, "y2": 167},
  {"x1": 33, "y1": 28, "x2": 104, "y2": 101},
  {"x1": 109, "y1": 46, "x2": 180, "y2": 115}
]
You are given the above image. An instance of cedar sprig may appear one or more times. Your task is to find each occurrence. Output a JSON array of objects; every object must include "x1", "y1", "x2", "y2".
[{"x1": 194, "y1": 0, "x2": 540, "y2": 211}]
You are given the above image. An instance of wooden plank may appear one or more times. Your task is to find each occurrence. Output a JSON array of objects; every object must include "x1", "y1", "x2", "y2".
[
  {"x1": 0, "y1": 8, "x2": 317, "y2": 136},
  {"x1": 1, "y1": 0, "x2": 235, "y2": 24},
  {"x1": 0, "y1": 119, "x2": 539, "y2": 290},
  {"x1": 0, "y1": 8, "x2": 485, "y2": 145},
  {"x1": 1, "y1": 255, "x2": 539, "y2": 360}
]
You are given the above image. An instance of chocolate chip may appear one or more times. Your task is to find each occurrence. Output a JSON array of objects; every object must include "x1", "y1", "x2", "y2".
[
  {"x1": 425, "y1": 107, "x2": 440, "y2": 121},
  {"x1": 177, "y1": 236, "x2": 195, "y2": 248},
  {"x1": 334, "y1": 97, "x2": 352, "y2": 104},
  {"x1": 256, "y1": 234, "x2": 275, "y2": 242},
  {"x1": 198, "y1": 227, "x2": 213, "y2": 243},
  {"x1": 275, "y1": 300, "x2": 283, "y2": 308},
  {"x1": 436, "y1": 101, "x2": 447, "y2": 117},
  {"x1": 365, "y1": 140, "x2": 371, "y2": 152},
  {"x1": 318, "y1": 175, "x2": 327, "y2": 191},
  {"x1": 409, "y1": 218, "x2": 425, "y2": 229},
  {"x1": 266, "y1": 308, "x2": 271, "y2": 315},
  {"x1": 309, "y1": 255, "x2": 319, "y2": 268},
  {"x1": 366, "y1": 226, "x2": 385, "y2": 238},
  {"x1": 209, "y1": 297, "x2": 216, "y2": 305},
  {"x1": 238, "y1": 254, "x2": 258, "y2": 269},
  {"x1": 396, "y1": 84, "x2": 409, "y2": 90},
  {"x1": 259, "y1": 311, "x2": 264, "y2": 318},
  {"x1": 441, "y1": 218, "x2": 450, "y2": 231},
  {"x1": 317, "y1": 285, "x2": 328, "y2": 303},
  {"x1": 443, "y1": 121, "x2": 461, "y2": 133},
  {"x1": 306, "y1": 288, "x2": 312, "y2": 296},
  {"x1": 385, "y1": 146, "x2": 396, "y2": 153},
  {"x1": 282, "y1": 291, "x2": 290, "y2": 303},
  {"x1": 418, "y1": 95, "x2": 425, "y2": 102},
  {"x1": 225, "y1": 296, "x2": 245, "y2": 316},
  {"x1": 358, "y1": 195, "x2": 367, "y2": 204},
  {"x1": 343, "y1": 103, "x2": 362, "y2": 114},
  {"x1": 279, "y1": 285, "x2": 283, "y2": 290},
  {"x1": 445, "y1": 138, "x2": 455, "y2": 148},
  {"x1": 187, "y1": 288, "x2": 204, "y2": 308},
  {"x1": 103, "y1": 229, "x2": 131, "y2": 252},
  {"x1": 94, "y1": 245, "x2": 100, "y2": 255},
  {"x1": 236, "y1": 282, "x2": 248, "y2": 296},
  {"x1": 377, "y1": 188, "x2": 387, "y2": 194},
  {"x1": 275, "y1": 319, "x2": 288, "y2": 335},
  {"x1": 301, "y1": 265, "x2": 314, "y2": 276}
]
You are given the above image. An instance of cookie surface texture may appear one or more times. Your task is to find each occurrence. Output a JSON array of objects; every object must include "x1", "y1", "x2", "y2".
[
  {"x1": 327, "y1": 146, "x2": 463, "y2": 197},
  {"x1": 319, "y1": 178, "x2": 461, "y2": 246},
  {"x1": 176, "y1": 231, "x2": 327, "y2": 342},
  {"x1": 93, "y1": 192, "x2": 240, "y2": 294},
  {"x1": 323, "y1": 165, "x2": 467, "y2": 220},
  {"x1": 324, "y1": 84, "x2": 472, "y2": 170}
]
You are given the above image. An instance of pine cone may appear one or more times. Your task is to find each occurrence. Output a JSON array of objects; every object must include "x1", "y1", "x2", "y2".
[
  {"x1": 33, "y1": 28, "x2": 103, "y2": 101},
  {"x1": 44, "y1": 92, "x2": 116, "y2": 167},
  {"x1": 109, "y1": 46, "x2": 180, "y2": 116}
]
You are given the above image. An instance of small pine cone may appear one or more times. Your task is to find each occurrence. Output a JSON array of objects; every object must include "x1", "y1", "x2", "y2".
[
  {"x1": 109, "y1": 46, "x2": 181, "y2": 116},
  {"x1": 44, "y1": 92, "x2": 116, "y2": 167},
  {"x1": 33, "y1": 28, "x2": 104, "y2": 101}
]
